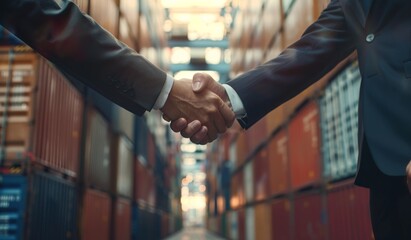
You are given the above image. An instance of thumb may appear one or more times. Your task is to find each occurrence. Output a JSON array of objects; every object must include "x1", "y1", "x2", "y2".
[{"x1": 192, "y1": 73, "x2": 211, "y2": 92}]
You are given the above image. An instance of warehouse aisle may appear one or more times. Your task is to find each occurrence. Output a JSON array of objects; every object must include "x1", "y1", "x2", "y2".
[{"x1": 165, "y1": 227, "x2": 226, "y2": 240}]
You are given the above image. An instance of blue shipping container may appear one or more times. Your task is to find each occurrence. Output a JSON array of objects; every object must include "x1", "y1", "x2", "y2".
[
  {"x1": 28, "y1": 172, "x2": 78, "y2": 240},
  {"x1": 0, "y1": 175, "x2": 27, "y2": 240}
]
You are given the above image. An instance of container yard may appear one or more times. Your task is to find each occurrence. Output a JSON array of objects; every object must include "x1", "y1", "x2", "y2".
[{"x1": 4, "y1": 0, "x2": 409, "y2": 239}]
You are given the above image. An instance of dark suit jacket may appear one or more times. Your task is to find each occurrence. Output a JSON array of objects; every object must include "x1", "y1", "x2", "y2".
[
  {"x1": 227, "y1": 0, "x2": 411, "y2": 182},
  {"x1": 0, "y1": 0, "x2": 167, "y2": 116}
]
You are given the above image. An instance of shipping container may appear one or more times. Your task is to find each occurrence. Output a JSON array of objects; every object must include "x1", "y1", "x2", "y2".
[
  {"x1": 254, "y1": 203, "x2": 272, "y2": 240},
  {"x1": 228, "y1": 210, "x2": 239, "y2": 240},
  {"x1": 238, "y1": 209, "x2": 245, "y2": 240},
  {"x1": 119, "y1": 0, "x2": 139, "y2": 41},
  {"x1": 0, "y1": 175, "x2": 27, "y2": 240},
  {"x1": 33, "y1": 58, "x2": 84, "y2": 177},
  {"x1": 288, "y1": 101, "x2": 322, "y2": 190},
  {"x1": 134, "y1": 158, "x2": 156, "y2": 207},
  {"x1": 320, "y1": 62, "x2": 361, "y2": 181},
  {"x1": 82, "y1": 189, "x2": 112, "y2": 240},
  {"x1": 89, "y1": 0, "x2": 119, "y2": 37},
  {"x1": 293, "y1": 190, "x2": 326, "y2": 240},
  {"x1": 111, "y1": 134, "x2": 133, "y2": 198},
  {"x1": 84, "y1": 108, "x2": 112, "y2": 192},
  {"x1": 119, "y1": 16, "x2": 137, "y2": 51},
  {"x1": 262, "y1": 0, "x2": 282, "y2": 51},
  {"x1": 245, "y1": 118, "x2": 267, "y2": 155},
  {"x1": 326, "y1": 179, "x2": 373, "y2": 240},
  {"x1": 131, "y1": 206, "x2": 161, "y2": 240},
  {"x1": 253, "y1": 149, "x2": 269, "y2": 201},
  {"x1": 271, "y1": 198, "x2": 292, "y2": 240},
  {"x1": 112, "y1": 197, "x2": 131, "y2": 240},
  {"x1": 0, "y1": 47, "x2": 36, "y2": 166},
  {"x1": 72, "y1": 0, "x2": 89, "y2": 13},
  {"x1": 27, "y1": 172, "x2": 78, "y2": 240},
  {"x1": 268, "y1": 128, "x2": 290, "y2": 196}
]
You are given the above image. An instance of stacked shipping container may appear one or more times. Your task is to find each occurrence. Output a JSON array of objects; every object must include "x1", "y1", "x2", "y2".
[
  {"x1": 207, "y1": 0, "x2": 373, "y2": 239},
  {"x1": 0, "y1": 0, "x2": 182, "y2": 239}
]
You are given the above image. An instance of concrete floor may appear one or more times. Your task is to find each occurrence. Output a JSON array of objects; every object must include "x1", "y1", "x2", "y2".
[{"x1": 165, "y1": 227, "x2": 226, "y2": 240}]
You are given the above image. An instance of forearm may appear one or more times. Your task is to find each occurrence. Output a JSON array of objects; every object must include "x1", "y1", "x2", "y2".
[{"x1": 0, "y1": 0, "x2": 167, "y2": 115}]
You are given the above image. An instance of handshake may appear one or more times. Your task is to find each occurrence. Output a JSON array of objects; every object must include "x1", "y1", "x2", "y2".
[{"x1": 160, "y1": 73, "x2": 236, "y2": 145}]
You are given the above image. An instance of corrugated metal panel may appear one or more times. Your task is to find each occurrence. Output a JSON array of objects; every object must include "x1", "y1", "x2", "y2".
[
  {"x1": 0, "y1": 175, "x2": 27, "y2": 240},
  {"x1": 131, "y1": 206, "x2": 161, "y2": 240},
  {"x1": 33, "y1": 58, "x2": 84, "y2": 176},
  {"x1": 0, "y1": 48, "x2": 36, "y2": 165},
  {"x1": 320, "y1": 62, "x2": 361, "y2": 181},
  {"x1": 245, "y1": 117, "x2": 267, "y2": 154},
  {"x1": 271, "y1": 198, "x2": 292, "y2": 240},
  {"x1": 288, "y1": 101, "x2": 322, "y2": 190},
  {"x1": 28, "y1": 172, "x2": 78, "y2": 240},
  {"x1": 134, "y1": 158, "x2": 156, "y2": 207},
  {"x1": 294, "y1": 190, "x2": 326, "y2": 240},
  {"x1": 254, "y1": 203, "x2": 272, "y2": 240},
  {"x1": 268, "y1": 129, "x2": 290, "y2": 196},
  {"x1": 84, "y1": 109, "x2": 112, "y2": 191},
  {"x1": 112, "y1": 197, "x2": 131, "y2": 240},
  {"x1": 82, "y1": 189, "x2": 112, "y2": 240},
  {"x1": 326, "y1": 180, "x2": 373, "y2": 240},
  {"x1": 111, "y1": 134, "x2": 133, "y2": 198},
  {"x1": 253, "y1": 149, "x2": 269, "y2": 201},
  {"x1": 243, "y1": 161, "x2": 254, "y2": 204}
]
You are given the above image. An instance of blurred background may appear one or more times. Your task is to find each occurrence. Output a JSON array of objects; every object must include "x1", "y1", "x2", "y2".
[{"x1": 0, "y1": 0, "x2": 374, "y2": 239}]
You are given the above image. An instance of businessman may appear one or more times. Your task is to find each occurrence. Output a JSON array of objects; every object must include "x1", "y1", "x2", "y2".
[
  {"x1": 0, "y1": 0, "x2": 235, "y2": 140},
  {"x1": 173, "y1": 0, "x2": 411, "y2": 239}
]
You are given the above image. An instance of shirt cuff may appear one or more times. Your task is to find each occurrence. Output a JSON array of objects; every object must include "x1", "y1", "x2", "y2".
[
  {"x1": 153, "y1": 74, "x2": 174, "y2": 110},
  {"x1": 222, "y1": 84, "x2": 247, "y2": 118}
]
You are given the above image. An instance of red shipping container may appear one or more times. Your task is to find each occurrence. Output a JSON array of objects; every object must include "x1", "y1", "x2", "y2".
[
  {"x1": 253, "y1": 149, "x2": 270, "y2": 201},
  {"x1": 84, "y1": 108, "x2": 112, "y2": 191},
  {"x1": 271, "y1": 198, "x2": 292, "y2": 240},
  {"x1": 294, "y1": 190, "x2": 326, "y2": 240},
  {"x1": 238, "y1": 209, "x2": 245, "y2": 240},
  {"x1": 134, "y1": 158, "x2": 156, "y2": 207},
  {"x1": 161, "y1": 212, "x2": 170, "y2": 238},
  {"x1": 89, "y1": 0, "x2": 119, "y2": 37},
  {"x1": 147, "y1": 132, "x2": 156, "y2": 168},
  {"x1": 82, "y1": 189, "x2": 112, "y2": 240},
  {"x1": 246, "y1": 114, "x2": 267, "y2": 154},
  {"x1": 33, "y1": 58, "x2": 84, "y2": 176},
  {"x1": 326, "y1": 179, "x2": 373, "y2": 240},
  {"x1": 288, "y1": 101, "x2": 322, "y2": 190},
  {"x1": 268, "y1": 128, "x2": 290, "y2": 196},
  {"x1": 111, "y1": 134, "x2": 133, "y2": 198},
  {"x1": 113, "y1": 197, "x2": 131, "y2": 240}
]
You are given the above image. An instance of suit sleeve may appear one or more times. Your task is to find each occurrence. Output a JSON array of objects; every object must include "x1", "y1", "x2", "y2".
[
  {"x1": 227, "y1": 0, "x2": 356, "y2": 128},
  {"x1": 0, "y1": 0, "x2": 167, "y2": 116}
]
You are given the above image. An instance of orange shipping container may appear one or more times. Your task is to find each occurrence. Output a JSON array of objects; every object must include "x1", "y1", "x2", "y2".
[
  {"x1": 288, "y1": 101, "x2": 322, "y2": 190},
  {"x1": 262, "y1": 0, "x2": 282, "y2": 51},
  {"x1": 82, "y1": 189, "x2": 112, "y2": 240},
  {"x1": 254, "y1": 203, "x2": 272, "y2": 240},
  {"x1": 112, "y1": 197, "x2": 131, "y2": 240},
  {"x1": 119, "y1": 0, "x2": 139, "y2": 40},
  {"x1": 245, "y1": 117, "x2": 267, "y2": 156},
  {"x1": 89, "y1": 0, "x2": 119, "y2": 37},
  {"x1": 268, "y1": 128, "x2": 290, "y2": 196}
]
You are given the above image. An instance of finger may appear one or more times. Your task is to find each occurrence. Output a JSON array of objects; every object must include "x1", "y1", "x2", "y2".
[
  {"x1": 181, "y1": 120, "x2": 202, "y2": 138},
  {"x1": 219, "y1": 99, "x2": 236, "y2": 128},
  {"x1": 190, "y1": 126, "x2": 208, "y2": 144},
  {"x1": 170, "y1": 118, "x2": 188, "y2": 133},
  {"x1": 193, "y1": 73, "x2": 212, "y2": 92}
]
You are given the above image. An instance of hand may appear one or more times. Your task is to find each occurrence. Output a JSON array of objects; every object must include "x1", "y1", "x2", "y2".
[
  {"x1": 407, "y1": 160, "x2": 411, "y2": 193},
  {"x1": 161, "y1": 78, "x2": 235, "y2": 143},
  {"x1": 169, "y1": 73, "x2": 233, "y2": 144}
]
